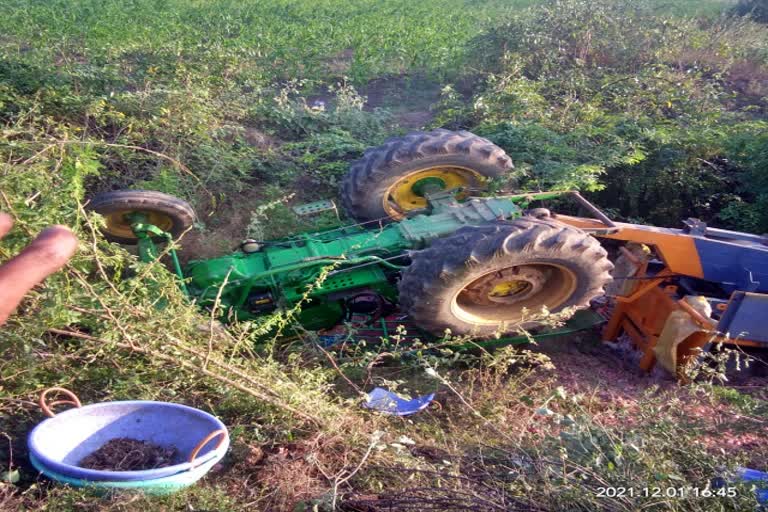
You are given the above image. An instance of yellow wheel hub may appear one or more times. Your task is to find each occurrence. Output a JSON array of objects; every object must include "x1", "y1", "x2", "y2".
[
  {"x1": 102, "y1": 209, "x2": 174, "y2": 240},
  {"x1": 489, "y1": 280, "x2": 532, "y2": 298},
  {"x1": 384, "y1": 167, "x2": 483, "y2": 219}
]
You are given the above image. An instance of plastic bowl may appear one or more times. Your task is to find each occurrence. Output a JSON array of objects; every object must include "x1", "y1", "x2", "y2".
[{"x1": 28, "y1": 391, "x2": 228, "y2": 483}]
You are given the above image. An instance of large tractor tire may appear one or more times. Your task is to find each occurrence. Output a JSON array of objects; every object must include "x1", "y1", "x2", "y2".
[
  {"x1": 87, "y1": 190, "x2": 196, "y2": 244},
  {"x1": 399, "y1": 217, "x2": 613, "y2": 337},
  {"x1": 341, "y1": 129, "x2": 513, "y2": 223}
]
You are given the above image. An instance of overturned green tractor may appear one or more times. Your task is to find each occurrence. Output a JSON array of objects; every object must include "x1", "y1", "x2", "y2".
[{"x1": 88, "y1": 129, "x2": 614, "y2": 336}]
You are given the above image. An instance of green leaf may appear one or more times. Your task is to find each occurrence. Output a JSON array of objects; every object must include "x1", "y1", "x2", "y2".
[{"x1": 2, "y1": 469, "x2": 20, "y2": 484}]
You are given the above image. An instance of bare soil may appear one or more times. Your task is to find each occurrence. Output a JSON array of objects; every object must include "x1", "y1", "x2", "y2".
[
  {"x1": 538, "y1": 335, "x2": 768, "y2": 467},
  {"x1": 180, "y1": 187, "x2": 266, "y2": 262},
  {"x1": 308, "y1": 74, "x2": 442, "y2": 128},
  {"x1": 362, "y1": 75, "x2": 442, "y2": 129}
]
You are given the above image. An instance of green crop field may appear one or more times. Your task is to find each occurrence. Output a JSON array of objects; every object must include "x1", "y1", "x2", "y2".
[
  {"x1": 0, "y1": 0, "x2": 738, "y2": 84},
  {"x1": 1, "y1": 0, "x2": 767, "y2": 510}
]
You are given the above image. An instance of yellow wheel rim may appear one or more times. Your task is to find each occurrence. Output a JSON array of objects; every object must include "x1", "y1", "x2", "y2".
[
  {"x1": 451, "y1": 263, "x2": 578, "y2": 326},
  {"x1": 102, "y1": 209, "x2": 174, "y2": 240},
  {"x1": 489, "y1": 280, "x2": 532, "y2": 299},
  {"x1": 383, "y1": 166, "x2": 483, "y2": 220}
]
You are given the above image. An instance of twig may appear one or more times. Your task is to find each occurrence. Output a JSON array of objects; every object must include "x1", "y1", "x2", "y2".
[
  {"x1": 24, "y1": 191, "x2": 42, "y2": 207},
  {"x1": 0, "y1": 191, "x2": 33, "y2": 236},
  {"x1": 207, "y1": 268, "x2": 232, "y2": 369},
  {"x1": 163, "y1": 335, "x2": 286, "y2": 399},
  {"x1": 47, "y1": 328, "x2": 322, "y2": 425},
  {"x1": 313, "y1": 342, "x2": 364, "y2": 396},
  {"x1": 2, "y1": 432, "x2": 13, "y2": 473},
  {"x1": 78, "y1": 202, "x2": 126, "y2": 300},
  {"x1": 16, "y1": 143, "x2": 57, "y2": 166},
  {"x1": 52, "y1": 140, "x2": 201, "y2": 184},
  {"x1": 331, "y1": 431, "x2": 382, "y2": 510},
  {"x1": 696, "y1": 158, "x2": 721, "y2": 171},
  {"x1": 7, "y1": 138, "x2": 214, "y2": 200},
  {"x1": 427, "y1": 366, "x2": 516, "y2": 444},
  {"x1": 67, "y1": 267, "x2": 137, "y2": 348}
]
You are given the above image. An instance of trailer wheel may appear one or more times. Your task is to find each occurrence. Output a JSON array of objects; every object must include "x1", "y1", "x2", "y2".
[
  {"x1": 87, "y1": 190, "x2": 196, "y2": 244},
  {"x1": 399, "y1": 218, "x2": 613, "y2": 337},
  {"x1": 340, "y1": 129, "x2": 513, "y2": 223}
]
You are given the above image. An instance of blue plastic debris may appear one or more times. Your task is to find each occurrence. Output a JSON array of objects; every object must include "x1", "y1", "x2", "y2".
[
  {"x1": 736, "y1": 467, "x2": 768, "y2": 505},
  {"x1": 317, "y1": 334, "x2": 346, "y2": 348},
  {"x1": 363, "y1": 387, "x2": 435, "y2": 416}
]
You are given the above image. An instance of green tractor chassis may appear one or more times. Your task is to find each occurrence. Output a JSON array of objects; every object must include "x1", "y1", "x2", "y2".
[
  {"x1": 184, "y1": 192, "x2": 548, "y2": 329},
  {"x1": 88, "y1": 130, "x2": 614, "y2": 340}
]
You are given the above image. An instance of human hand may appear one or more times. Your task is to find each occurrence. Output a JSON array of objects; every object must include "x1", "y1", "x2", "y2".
[{"x1": 0, "y1": 212, "x2": 78, "y2": 325}]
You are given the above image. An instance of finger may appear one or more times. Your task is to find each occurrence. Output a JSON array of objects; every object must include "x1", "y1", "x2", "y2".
[
  {"x1": 0, "y1": 213, "x2": 12, "y2": 239},
  {"x1": 0, "y1": 225, "x2": 78, "y2": 324}
]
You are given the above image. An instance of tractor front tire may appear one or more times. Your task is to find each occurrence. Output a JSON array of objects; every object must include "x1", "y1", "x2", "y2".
[
  {"x1": 398, "y1": 218, "x2": 613, "y2": 337},
  {"x1": 87, "y1": 190, "x2": 196, "y2": 244},
  {"x1": 340, "y1": 129, "x2": 513, "y2": 223}
]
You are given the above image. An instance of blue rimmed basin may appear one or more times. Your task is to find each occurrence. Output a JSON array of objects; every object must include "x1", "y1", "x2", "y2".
[{"x1": 28, "y1": 401, "x2": 229, "y2": 483}]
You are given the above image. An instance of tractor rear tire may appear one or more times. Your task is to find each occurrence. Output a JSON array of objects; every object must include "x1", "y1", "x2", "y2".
[
  {"x1": 340, "y1": 129, "x2": 513, "y2": 223},
  {"x1": 398, "y1": 217, "x2": 613, "y2": 337},
  {"x1": 87, "y1": 190, "x2": 196, "y2": 244}
]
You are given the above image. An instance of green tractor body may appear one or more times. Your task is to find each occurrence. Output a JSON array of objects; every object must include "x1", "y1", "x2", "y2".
[
  {"x1": 185, "y1": 193, "x2": 527, "y2": 329},
  {"x1": 88, "y1": 130, "x2": 613, "y2": 338}
]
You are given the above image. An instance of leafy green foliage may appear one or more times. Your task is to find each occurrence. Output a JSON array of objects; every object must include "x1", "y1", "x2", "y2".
[
  {"x1": 447, "y1": 0, "x2": 768, "y2": 231},
  {"x1": 1, "y1": 0, "x2": 766, "y2": 510},
  {"x1": 732, "y1": 0, "x2": 768, "y2": 22},
  {"x1": 719, "y1": 126, "x2": 768, "y2": 232}
]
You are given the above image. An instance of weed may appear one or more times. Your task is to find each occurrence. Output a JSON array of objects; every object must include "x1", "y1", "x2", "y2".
[
  {"x1": 1, "y1": 0, "x2": 766, "y2": 510},
  {"x1": 448, "y1": 0, "x2": 768, "y2": 231}
]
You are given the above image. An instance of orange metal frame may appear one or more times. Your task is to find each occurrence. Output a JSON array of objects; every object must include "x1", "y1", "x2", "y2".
[
  {"x1": 556, "y1": 214, "x2": 757, "y2": 374},
  {"x1": 555, "y1": 215, "x2": 705, "y2": 277}
]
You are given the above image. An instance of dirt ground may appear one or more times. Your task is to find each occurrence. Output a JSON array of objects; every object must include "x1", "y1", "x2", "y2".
[
  {"x1": 179, "y1": 188, "x2": 265, "y2": 262},
  {"x1": 537, "y1": 334, "x2": 768, "y2": 468},
  {"x1": 362, "y1": 75, "x2": 441, "y2": 129}
]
